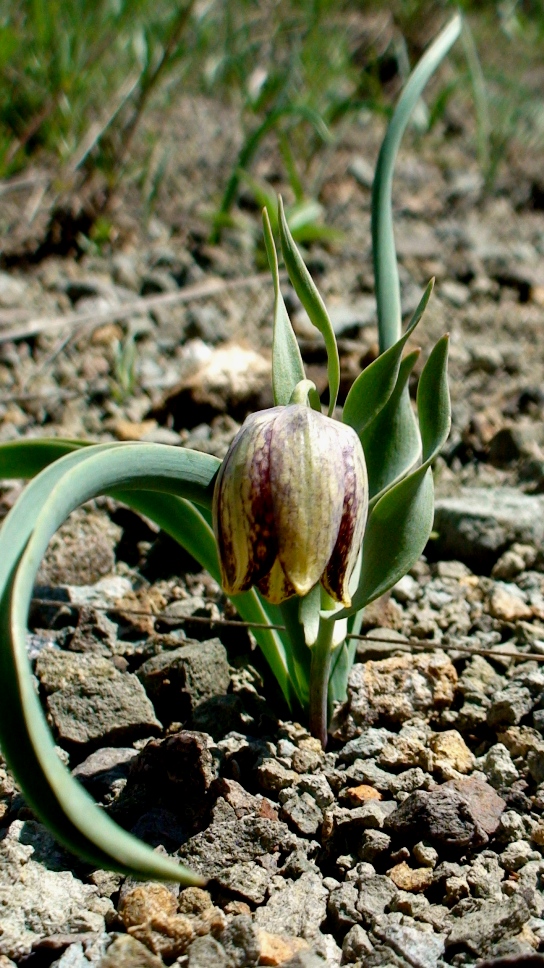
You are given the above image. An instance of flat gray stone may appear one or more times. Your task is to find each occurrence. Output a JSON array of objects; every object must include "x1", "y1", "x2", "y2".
[
  {"x1": 433, "y1": 488, "x2": 544, "y2": 566},
  {"x1": 445, "y1": 895, "x2": 531, "y2": 956},
  {"x1": 254, "y1": 871, "x2": 327, "y2": 940},
  {"x1": 0, "y1": 822, "x2": 112, "y2": 961}
]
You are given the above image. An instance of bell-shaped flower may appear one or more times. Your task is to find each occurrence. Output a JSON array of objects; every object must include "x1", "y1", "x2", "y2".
[{"x1": 213, "y1": 404, "x2": 368, "y2": 606}]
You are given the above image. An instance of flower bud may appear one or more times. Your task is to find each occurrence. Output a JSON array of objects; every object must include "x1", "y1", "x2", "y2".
[{"x1": 213, "y1": 405, "x2": 368, "y2": 606}]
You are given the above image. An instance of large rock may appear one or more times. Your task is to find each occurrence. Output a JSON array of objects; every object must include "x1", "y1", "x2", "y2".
[
  {"x1": 177, "y1": 815, "x2": 302, "y2": 880},
  {"x1": 253, "y1": 871, "x2": 327, "y2": 941},
  {"x1": 137, "y1": 638, "x2": 230, "y2": 725},
  {"x1": 0, "y1": 822, "x2": 111, "y2": 961},
  {"x1": 385, "y1": 777, "x2": 505, "y2": 853},
  {"x1": 445, "y1": 895, "x2": 531, "y2": 957},
  {"x1": 331, "y1": 652, "x2": 457, "y2": 737},
  {"x1": 35, "y1": 650, "x2": 161, "y2": 747},
  {"x1": 433, "y1": 488, "x2": 544, "y2": 567}
]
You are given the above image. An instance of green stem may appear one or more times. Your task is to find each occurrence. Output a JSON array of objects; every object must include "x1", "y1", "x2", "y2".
[{"x1": 308, "y1": 613, "x2": 335, "y2": 748}]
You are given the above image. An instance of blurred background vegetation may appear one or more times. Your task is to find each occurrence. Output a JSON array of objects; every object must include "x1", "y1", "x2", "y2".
[{"x1": 1, "y1": 0, "x2": 543, "y2": 247}]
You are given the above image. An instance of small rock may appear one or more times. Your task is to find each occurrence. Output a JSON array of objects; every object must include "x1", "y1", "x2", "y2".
[
  {"x1": 119, "y1": 882, "x2": 194, "y2": 959},
  {"x1": 187, "y1": 935, "x2": 227, "y2": 967},
  {"x1": 500, "y1": 840, "x2": 541, "y2": 871},
  {"x1": 412, "y1": 842, "x2": 438, "y2": 868},
  {"x1": 481, "y1": 744, "x2": 520, "y2": 789},
  {"x1": 177, "y1": 815, "x2": 301, "y2": 881},
  {"x1": 429, "y1": 730, "x2": 475, "y2": 777},
  {"x1": 387, "y1": 862, "x2": 434, "y2": 893},
  {"x1": 358, "y1": 829, "x2": 391, "y2": 863},
  {"x1": 344, "y1": 784, "x2": 383, "y2": 805},
  {"x1": 355, "y1": 873, "x2": 398, "y2": 926},
  {"x1": 221, "y1": 914, "x2": 260, "y2": 968},
  {"x1": 337, "y1": 728, "x2": 395, "y2": 764},
  {"x1": 35, "y1": 651, "x2": 161, "y2": 747},
  {"x1": 154, "y1": 345, "x2": 272, "y2": 430},
  {"x1": 255, "y1": 929, "x2": 310, "y2": 966},
  {"x1": 257, "y1": 759, "x2": 299, "y2": 793},
  {"x1": 385, "y1": 777, "x2": 505, "y2": 852},
  {"x1": 99, "y1": 935, "x2": 164, "y2": 967},
  {"x1": 487, "y1": 684, "x2": 535, "y2": 728},
  {"x1": 72, "y1": 747, "x2": 137, "y2": 801},
  {"x1": 489, "y1": 584, "x2": 533, "y2": 622},
  {"x1": 216, "y1": 861, "x2": 270, "y2": 904},
  {"x1": 342, "y1": 923, "x2": 373, "y2": 960},
  {"x1": 376, "y1": 921, "x2": 446, "y2": 968}
]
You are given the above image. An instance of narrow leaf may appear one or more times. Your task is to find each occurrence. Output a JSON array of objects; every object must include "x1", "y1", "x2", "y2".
[
  {"x1": 339, "y1": 465, "x2": 434, "y2": 617},
  {"x1": 372, "y1": 15, "x2": 461, "y2": 351},
  {"x1": 278, "y1": 196, "x2": 340, "y2": 415},
  {"x1": 343, "y1": 279, "x2": 433, "y2": 435},
  {"x1": 263, "y1": 207, "x2": 306, "y2": 407},
  {"x1": 417, "y1": 333, "x2": 451, "y2": 464},
  {"x1": 361, "y1": 349, "x2": 421, "y2": 501}
]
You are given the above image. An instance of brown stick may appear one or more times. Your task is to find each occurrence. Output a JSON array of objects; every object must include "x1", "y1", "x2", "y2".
[{"x1": 0, "y1": 272, "x2": 272, "y2": 343}]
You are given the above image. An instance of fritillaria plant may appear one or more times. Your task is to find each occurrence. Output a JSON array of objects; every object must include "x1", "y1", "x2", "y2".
[{"x1": 0, "y1": 17, "x2": 460, "y2": 883}]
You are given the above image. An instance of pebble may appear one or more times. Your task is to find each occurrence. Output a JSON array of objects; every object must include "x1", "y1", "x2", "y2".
[
  {"x1": 481, "y1": 743, "x2": 520, "y2": 789},
  {"x1": 387, "y1": 861, "x2": 434, "y2": 893}
]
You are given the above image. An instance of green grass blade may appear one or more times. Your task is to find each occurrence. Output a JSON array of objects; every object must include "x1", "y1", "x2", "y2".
[
  {"x1": 372, "y1": 15, "x2": 461, "y2": 351},
  {"x1": 342, "y1": 279, "x2": 433, "y2": 435},
  {"x1": 263, "y1": 207, "x2": 306, "y2": 407},
  {"x1": 278, "y1": 196, "x2": 340, "y2": 415},
  {"x1": 362, "y1": 349, "x2": 421, "y2": 502}
]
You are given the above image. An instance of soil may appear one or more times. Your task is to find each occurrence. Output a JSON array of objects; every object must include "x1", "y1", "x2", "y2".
[{"x1": 2, "y1": 80, "x2": 544, "y2": 968}]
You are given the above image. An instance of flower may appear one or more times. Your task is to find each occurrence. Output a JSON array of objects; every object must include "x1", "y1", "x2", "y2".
[{"x1": 212, "y1": 404, "x2": 368, "y2": 606}]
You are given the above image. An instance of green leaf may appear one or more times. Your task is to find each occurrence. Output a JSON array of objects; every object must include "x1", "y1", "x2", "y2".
[
  {"x1": 361, "y1": 349, "x2": 421, "y2": 502},
  {"x1": 372, "y1": 15, "x2": 461, "y2": 351},
  {"x1": 299, "y1": 583, "x2": 321, "y2": 647},
  {"x1": 0, "y1": 444, "x2": 218, "y2": 882},
  {"x1": 263, "y1": 207, "x2": 306, "y2": 407},
  {"x1": 343, "y1": 279, "x2": 433, "y2": 435},
  {"x1": 337, "y1": 334, "x2": 451, "y2": 620},
  {"x1": 417, "y1": 333, "x2": 451, "y2": 463},
  {"x1": 0, "y1": 437, "x2": 90, "y2": 477},
  {"x1": 339, "y1": 464, "x2": 434, "y2": 617},
  {"x1": 278, "y1": 196, "x2": 340, "y2": 416}
]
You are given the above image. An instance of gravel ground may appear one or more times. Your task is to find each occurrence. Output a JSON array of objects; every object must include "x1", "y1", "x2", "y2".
[{"x1": 2, "y1": 91, "x2": 544, "y2": 968}]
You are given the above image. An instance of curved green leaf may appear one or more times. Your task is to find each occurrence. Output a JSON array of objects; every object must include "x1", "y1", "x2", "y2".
[
  {"x1": 372, "y1": 15, "x2": 461, "y2": 351},
  {"x1": 0, "y1": 444, "x2": 218, "y2": 882},
  {"x1": 417, "y1": 333, "x2": 451, "y2": 463},
  {"x1": 361, "y1": 349, "x2": 421, "y2": 502},
  {"x1": 343, "y1": 279, "x2": 433, "y2": 435},
  {"x1": 278, "y1": 196, "x2": 340, "y2": 416},
  {"x1": 0, "y1": 437, "x2": 90, "y2": 477},
  {"x1": 339, "y1": 464, "x2": 434, "y2": 617},
  {"x1": 263, "y1": 207, "x2": 306, "y2": 407}
]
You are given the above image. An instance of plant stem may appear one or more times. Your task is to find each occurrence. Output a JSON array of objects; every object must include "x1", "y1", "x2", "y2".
[{"x1": 308, "y1": 612, "x2": 335, "y2": 748}]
